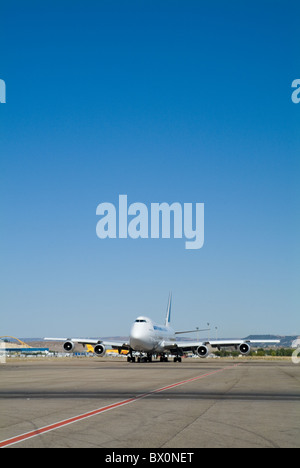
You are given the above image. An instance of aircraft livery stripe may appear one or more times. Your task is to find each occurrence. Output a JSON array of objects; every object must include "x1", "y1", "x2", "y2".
[{"x1": 0, "y1": 365, "x2": 240, "y2": 448}]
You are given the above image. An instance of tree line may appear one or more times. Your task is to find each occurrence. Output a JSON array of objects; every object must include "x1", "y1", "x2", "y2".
[{"x1": 213, "y1": 348, "x2": 294, "y2": 357}]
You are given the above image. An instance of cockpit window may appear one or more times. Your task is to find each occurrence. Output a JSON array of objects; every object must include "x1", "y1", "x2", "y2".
[{"x1": 135, "y1": 319, "x2": 147, "y2": 323}]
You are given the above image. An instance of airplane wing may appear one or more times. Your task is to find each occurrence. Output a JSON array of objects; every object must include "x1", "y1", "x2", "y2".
[
  {"x1": 44, "y1": 337, "x2": 131, "y2": 354},
  {"x1": 207, "y1": 339, "x2": 281, "y2": 347},
  {"x1": 162, "y1": 338, "x2": 280, "y2": 358},
  {"x1": 45, "y1": 338, "x2": 100, "y2": 345}
]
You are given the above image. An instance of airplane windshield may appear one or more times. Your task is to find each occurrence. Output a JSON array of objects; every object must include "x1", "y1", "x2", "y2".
[{"x1": 135, "y1": 319, "x2": 147, "y2": 323}]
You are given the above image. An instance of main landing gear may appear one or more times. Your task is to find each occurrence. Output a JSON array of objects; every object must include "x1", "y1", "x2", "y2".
[
  {"x1": 127, "y1": 356, "x2": 136, "y2": 363},
  {"x1": 173, "y1": 357, "x2": 182, "y2": 362},
  {"x1": 137, "y1": 355, "x2": 152, "y2": 363},
  {"x1": 160, "y1": 355, "x2": 168, "y2": 362},
  {"x1": 159, "y1": 354, "x2": 182, "y2": 362},
  {"x1": 127, "y1": 349, "x2": 135, "y2": 362},
  {"x1": 127, "y1": 351, "x2": 152, "y2": 363},
  {"x1": 126, "y1": 350, "x2": 182, "y2": 363}
]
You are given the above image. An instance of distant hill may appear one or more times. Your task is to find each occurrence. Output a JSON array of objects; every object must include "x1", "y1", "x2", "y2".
[{"x1": 244, "y1": 335, "x2": 298, "y2": 347}]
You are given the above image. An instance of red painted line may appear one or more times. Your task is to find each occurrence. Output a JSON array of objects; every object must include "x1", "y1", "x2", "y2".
[
  {"x1": 0, "y1": 364, "x2": 239, "y2": 448},
  {"x1": 0, "y1": 397, "x2": 137, "y2": 448}
]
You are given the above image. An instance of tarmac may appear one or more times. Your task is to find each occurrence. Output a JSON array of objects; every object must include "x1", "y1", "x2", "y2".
[{"x1": 0, "y1": 358, "x2": 299, "y2": 448}]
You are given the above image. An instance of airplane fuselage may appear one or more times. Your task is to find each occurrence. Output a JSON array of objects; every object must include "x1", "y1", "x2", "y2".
[{"x1": 129, "y1": 316, "x2": 176, "y2": 353}]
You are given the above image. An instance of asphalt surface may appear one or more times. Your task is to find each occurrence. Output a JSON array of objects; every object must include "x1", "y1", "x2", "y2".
[{"x1": 0, "y1": 358, "x2": 299, "y2": 448}]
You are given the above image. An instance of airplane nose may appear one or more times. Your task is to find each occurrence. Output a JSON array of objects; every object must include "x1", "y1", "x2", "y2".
[
  {"x1": 130, "y1": 323, "x2": 152, "y2": 351},
  {"x1": 130, "y1": 324, "x2": 144, "y2": 349}
]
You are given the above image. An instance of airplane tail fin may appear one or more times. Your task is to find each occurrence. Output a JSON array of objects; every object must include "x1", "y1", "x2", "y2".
[{"x1": 165, "y1": 293, "x2": 172, "y2": 327}]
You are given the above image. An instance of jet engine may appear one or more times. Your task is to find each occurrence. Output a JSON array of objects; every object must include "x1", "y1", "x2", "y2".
[
  {"x1": 94, "y1": 344, "x2": 106, "y2": 357},
  {"x1": 63, "y1": 340, "x2": 75, "y2": 353},
  {"x1": 196, "y1": 345, "x2": 209, "y2": 358},
  {"x1": 239, "y1": 343, "x2": 251, "y2": 356}
]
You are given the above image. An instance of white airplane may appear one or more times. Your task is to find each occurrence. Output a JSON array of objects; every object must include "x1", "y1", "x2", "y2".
[{"x1": 45, "y1": 294, "x2": 280, "y2": 362}]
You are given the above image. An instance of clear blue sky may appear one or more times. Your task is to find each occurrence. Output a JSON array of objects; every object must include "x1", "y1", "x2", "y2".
[{"x1": 0, "y1": 0, "x2": 299, "y2": 338}]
